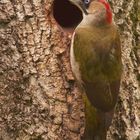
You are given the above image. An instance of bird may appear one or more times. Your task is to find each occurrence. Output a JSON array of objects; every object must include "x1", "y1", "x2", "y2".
[{"x1": 69, "y1": 0, "x2": 122, "y2": 139}]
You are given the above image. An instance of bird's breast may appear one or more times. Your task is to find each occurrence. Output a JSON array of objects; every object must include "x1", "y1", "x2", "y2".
[{"x1": 70, "y1": 32, "x2": 83, "y2": 84}]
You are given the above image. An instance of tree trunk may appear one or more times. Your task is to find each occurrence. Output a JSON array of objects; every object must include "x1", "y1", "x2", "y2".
[
  {"x1": 0, "y1": 0, "x2": 139, "y2": 140},
  {"x1": 107, "y1": 0, "x2": 140, "y2": 139}
]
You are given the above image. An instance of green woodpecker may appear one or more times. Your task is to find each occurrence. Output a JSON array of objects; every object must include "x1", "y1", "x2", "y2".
[{"x1": 69, "y1": 0, "x2": 122, "y2": 139}]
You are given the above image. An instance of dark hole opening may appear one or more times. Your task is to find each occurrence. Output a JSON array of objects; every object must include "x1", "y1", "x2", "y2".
[{"x1": 53, "y1": 0, "x2": 83, "y2": 29}]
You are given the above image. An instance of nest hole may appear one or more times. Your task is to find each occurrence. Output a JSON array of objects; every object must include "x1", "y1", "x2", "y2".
[{"x1": 53, "y1": 0, "x2": 83, "y2": 30}]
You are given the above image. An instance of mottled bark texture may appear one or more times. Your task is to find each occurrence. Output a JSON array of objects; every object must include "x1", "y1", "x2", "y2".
[{"x1": 0, "y1": 0, "x2": 139, "y2": 140}]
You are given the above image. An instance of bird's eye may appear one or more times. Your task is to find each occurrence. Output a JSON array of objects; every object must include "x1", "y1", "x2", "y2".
[{"x1": 84, "y1": 0, "x2": 90, "y2": 5}]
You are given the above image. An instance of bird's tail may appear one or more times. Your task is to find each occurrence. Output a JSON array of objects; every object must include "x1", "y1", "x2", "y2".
[{"x1": 81, "y1": 94, "x2": 114, "y2": 140}]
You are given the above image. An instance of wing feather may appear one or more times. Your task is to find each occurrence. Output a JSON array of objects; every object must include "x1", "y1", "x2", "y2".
[{"x1": 71, "y1": 25, "x2": 122, "y2": 111}]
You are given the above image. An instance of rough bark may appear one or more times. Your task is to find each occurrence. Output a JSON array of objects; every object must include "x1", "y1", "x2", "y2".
[
  {"x1": 0, "y1": 0, "x2": 139, "y2": 140},
  {"x1": 107, "y1": 0, "x2": 140, "y2": 139}
]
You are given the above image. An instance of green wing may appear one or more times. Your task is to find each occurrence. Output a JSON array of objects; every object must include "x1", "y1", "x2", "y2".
[{"x1": 73, "y1": 26, "x2": 122, "y2": 111}]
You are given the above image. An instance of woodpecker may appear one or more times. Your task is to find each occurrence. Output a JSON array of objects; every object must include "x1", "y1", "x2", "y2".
[{"x1": 69, "y1": 0, "x2": 122, "y2": 139}]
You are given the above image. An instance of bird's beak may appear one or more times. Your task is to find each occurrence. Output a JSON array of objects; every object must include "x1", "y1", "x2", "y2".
[{"x1": 69, "y1": 0, "x2": 88, "y2": 15}]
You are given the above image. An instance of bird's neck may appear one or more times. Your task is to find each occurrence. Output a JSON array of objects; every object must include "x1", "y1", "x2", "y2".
[
  {"x1": 79, "y1": 14, "x2": 112, "y2": 28},
  {"x1": 80, "y1": 1, "x2": 113, "y2": 27}
]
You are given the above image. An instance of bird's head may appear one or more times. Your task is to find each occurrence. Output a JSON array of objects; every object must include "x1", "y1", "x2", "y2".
[{"x1": 69, "y1": 0, "x2": 112, "y2": 26}]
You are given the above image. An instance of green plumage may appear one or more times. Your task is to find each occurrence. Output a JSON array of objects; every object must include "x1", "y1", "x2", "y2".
[
  {"x1": 71, "y1": 24, "x2": 122, "y2": 139},
  {"x1": 73, "y1": 25, "x2": 122, "y2": 111},
  {"x1": 69, "y1": 1, "x2": 122, "y2": 139}
]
